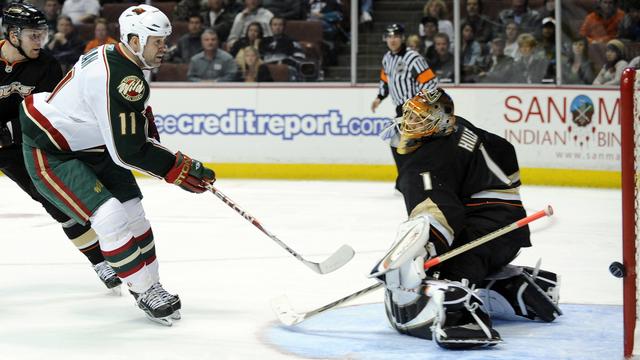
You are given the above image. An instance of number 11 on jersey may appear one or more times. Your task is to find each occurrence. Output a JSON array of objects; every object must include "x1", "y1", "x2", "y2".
[{"x1": 119, "y1": 112, "x2": 136, "y2": 135}]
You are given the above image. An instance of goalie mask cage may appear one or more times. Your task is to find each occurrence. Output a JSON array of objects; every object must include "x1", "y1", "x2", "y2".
[{"x1": 622, "y1": 67, "x2": 640, "y2": 359}]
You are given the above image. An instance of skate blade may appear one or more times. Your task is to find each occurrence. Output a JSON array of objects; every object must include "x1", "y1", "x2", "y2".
[
  {"x1": 145, "y1": 314, "x2": 173, "y2": 326},
  {"x1": 170, "y1": 310, "x2": 181, "y2": 320}
]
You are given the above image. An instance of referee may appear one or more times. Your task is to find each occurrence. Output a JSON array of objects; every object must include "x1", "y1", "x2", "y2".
[{"x1": 371, "y1": 23, "x2": 438, "y2": 190}]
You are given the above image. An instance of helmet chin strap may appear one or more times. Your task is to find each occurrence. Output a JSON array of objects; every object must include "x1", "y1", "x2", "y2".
[{"x1": 122, "y1": 41, "x2": 156, "y2": 70}]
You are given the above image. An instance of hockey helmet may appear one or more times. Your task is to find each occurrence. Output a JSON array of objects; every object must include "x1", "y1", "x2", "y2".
[
  {"x1": 400, "y1": 88, "x2": 456, "y2": 139},
  {"x1": 119, "y1": 5, "x2": 172, "y2": 68},
  {"x1": 2, "y1": 2, "x2": 48, "y2": 38},
  {"x1": 383, "y1": 23, "x2": 405, "y2": 40}
]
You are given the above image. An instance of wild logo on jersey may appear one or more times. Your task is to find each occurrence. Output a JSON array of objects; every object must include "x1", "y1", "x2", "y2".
[
  {"x1": 0, "y1": 81, "x2": 35, "y2": 99},
  {"x1": 117, "y1": 75, "x2": 145, "y2": 101}
]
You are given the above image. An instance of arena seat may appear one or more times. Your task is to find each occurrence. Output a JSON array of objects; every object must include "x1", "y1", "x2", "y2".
[
  {"x1": 101, "y1": 3, "x2": 132, "y2": 23},
  {"x1": 266, "y1": 64, "x2": 291, "y2": 82},
  {"x1": 155, "y1": 63, "x2": 189, "y2": 81},
  {"x1": 152, "y1": 1, "x2": 177, "y2": 21}
]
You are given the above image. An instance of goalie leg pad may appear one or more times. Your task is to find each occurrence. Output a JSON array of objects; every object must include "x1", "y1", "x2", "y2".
[
  {"x1": 432, "y1": 280, "x2": 502, "y2": 350},
  {"x1": 478, "y1": 264, "x2": 562, "y2": 322}
]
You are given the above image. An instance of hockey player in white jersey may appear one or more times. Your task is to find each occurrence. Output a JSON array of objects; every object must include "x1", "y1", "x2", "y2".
[{"x1": 18, "y1": 5, "x2": 216, "y2": 326}]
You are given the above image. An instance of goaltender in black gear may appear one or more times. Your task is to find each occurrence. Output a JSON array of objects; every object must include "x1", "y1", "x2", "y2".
[
  {"x1": 0, "y1": 2, "x2": 121, "y2": 289},
  {"x1": 370, "y1": 88, "x2": 562, "y2": 349}
]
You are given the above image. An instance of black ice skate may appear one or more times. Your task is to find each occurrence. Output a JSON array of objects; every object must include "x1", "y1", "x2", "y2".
[
  {"x1": 130, "y1": 284, "x2": 176, "y2": 326},
  {"x1": 93, "y1": 261, "x2": 122, "y2": 294},
  {"x1": 150, "y1": 282, "x2": 182, "y2": 320}
]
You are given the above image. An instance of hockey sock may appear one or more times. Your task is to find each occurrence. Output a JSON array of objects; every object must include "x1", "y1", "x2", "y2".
[
  {"x1": 91, "y1": 198, "x2": 153, "y2": 293},
  {"x1": 61, "y1": 219, "x2": 105, "y2": 265}
]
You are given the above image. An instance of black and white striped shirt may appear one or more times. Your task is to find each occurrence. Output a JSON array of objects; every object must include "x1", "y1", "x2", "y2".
[{"x1": 378, "y1": 46, "x2": 438, "y2": 107}]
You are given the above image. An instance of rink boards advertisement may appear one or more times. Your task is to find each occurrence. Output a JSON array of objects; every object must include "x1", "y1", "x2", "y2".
[{"x1": 149, "y1": 85, "x2": 621, "y2": 186}]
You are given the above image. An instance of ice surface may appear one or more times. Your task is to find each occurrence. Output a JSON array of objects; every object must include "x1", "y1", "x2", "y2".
[{"x1": 0, "y1": 178, "x2": 622, "y2": 359}]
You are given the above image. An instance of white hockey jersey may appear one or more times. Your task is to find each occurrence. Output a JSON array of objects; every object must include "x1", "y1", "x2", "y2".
[{"x1": 20, "y1": 43, "x2": 175, "y2": 178}]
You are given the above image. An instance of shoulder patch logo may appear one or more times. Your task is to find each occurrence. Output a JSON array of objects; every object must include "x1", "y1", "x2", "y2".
[{"x1": 117, "y1": 76, "x2": 145, "y2": 102}]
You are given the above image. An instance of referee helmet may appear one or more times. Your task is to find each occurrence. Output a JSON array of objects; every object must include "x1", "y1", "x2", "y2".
[{"x1": 383, "y1": 23, "x2": 405, "y2": 40}]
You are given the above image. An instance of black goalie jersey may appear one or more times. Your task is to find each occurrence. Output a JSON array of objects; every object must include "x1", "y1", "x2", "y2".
[
  {"x1": 0, "y1": 40, "x2": 63, "y2": 140},
  {"x1": 395, "y1": 116, "x2": 532, "y2": 253}
]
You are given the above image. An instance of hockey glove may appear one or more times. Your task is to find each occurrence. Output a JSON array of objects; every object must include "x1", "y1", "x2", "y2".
[
  {"x1": 165, "y1": 152, "x2": 216, "y2": 193},
  {"x1": 144, "y1": 106, "x2": 160, "y2": 142}
]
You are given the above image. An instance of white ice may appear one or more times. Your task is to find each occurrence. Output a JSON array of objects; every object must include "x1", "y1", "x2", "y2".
[{"x1": 0, "y1": 177, "x2": 622, "y2": 359}]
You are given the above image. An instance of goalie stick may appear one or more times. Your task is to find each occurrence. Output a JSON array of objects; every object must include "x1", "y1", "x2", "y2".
[
  {"x1": 207, "y1": 184, "x2": 355, "y2": 274},
  {"x1": 272, "y1": 206, "x2": 553, "y2": 325}
]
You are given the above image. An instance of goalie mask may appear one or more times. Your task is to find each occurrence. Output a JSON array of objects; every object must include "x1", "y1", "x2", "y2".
[
  {"x1": 119, "y1": 5, "x2": 172, "y2": 69},
  {"x1": 400, "y1": 88, "x2": 456, "y2": 140}
]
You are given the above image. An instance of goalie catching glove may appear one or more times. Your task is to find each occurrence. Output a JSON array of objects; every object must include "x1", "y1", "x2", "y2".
[{"x1": 165, "y1": 152, "x2": 216, "y2": 193}]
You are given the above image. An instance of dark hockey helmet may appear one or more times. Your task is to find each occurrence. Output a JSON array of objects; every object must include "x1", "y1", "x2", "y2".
[
  {"x1": 2, "y1": 2, "x2": 48, "y2": 34},
  {"x1": 400, "y1": 88, "x2": 456, "y2": 139},
  {"x1": 383, "y1": 23, "x2": 405, "y2": 40}
]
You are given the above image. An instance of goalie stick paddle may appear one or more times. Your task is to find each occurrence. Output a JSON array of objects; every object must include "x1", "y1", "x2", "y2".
[
  {"x1": 272, "y1": 205, "x2": 554, "y2": 325},
  {"x1": 207, "y1": 184, "x2": 355, "y2": 274}
]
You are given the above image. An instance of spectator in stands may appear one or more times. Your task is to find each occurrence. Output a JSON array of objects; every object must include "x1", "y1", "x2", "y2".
[
  {"x1": 461, "y1": 22, "x2": 482, "y2": 66},
  {"x1": 47, "y1": 15, "x2": 84, "y2": 73},
  {"x1": 538, "y1": 17, "x2": 555, "y2": 59},
  {"x1": 593, "y1": 39, "x2": 628, "y2": 85},
  {"x1": 423, "y1": 0, "x2": 454, "y2": 47},
  {"x1": 263, "y1": 0, "x2": 303, "y2": 20},
  {"x1": 498, "y1": 0, "x2": 541, "y2": 35},
  {"x1": 259, "y1": 16, "x2": 314, "y2": 78},
  {"x1": 580, "y1": 0, "x2": 625, "y2": 43},
  {"x1": 202, "y1": 0, "x2": 238, "y2": 42},
  {"x1": 538, "y1": 17, "x2": 558, "y2": 81},
  {"x1": 83, "y1": 18, "x2": 117, "y2": 54},
  {"x1": 461, "y1": 0, "x2": 494, "y2": 44},
  {"x1": 562, "y1": 37, "x2": 595, "y2": 84},
  {"x1": 229, "y1": 21, "x2": 263, "y2": 57},
  {"x1": 259, "y1": 16, "x2": 305, "y2": 63},
  {"x1": 43, "y1": 0, "x2": 60, "y2": 35},
  {"x1": 406, "y1": 34, "x2": 421, "y2": 52},
  {"x1": 618, "y1": 2, "x2": 640, "y2": 41},
  {"x1": 460, "y1": 22, "x2": 483, "y2": 82},
  {"x1": 308, "y1": 0, "x2": 344, "y2": 41},
  {"x1": 477, "y1": 37, "x2": 515, "y2": 83},
  {"x1": 419, "y1": 16, "x2": 439, "y2": 59},
  {"x1": 227, "y1": 0, "x2": 273, "y2": 49},
  {"x1": 61, "y1": 0, "x2": 100, "y2": 25},
  {"x1": 188, "y1": 29, "x2": 238, "y2": 82},
  {"x1": 175, "y1": 0, "x2": 201, "y2": 21},
  {"x1": 629, "y1": 55, "x2": 640, "y2": 69},
  {"x1": 235, "y1": 46, "x2": 273, "y2": 82},
  {"x1": 511, "y1": 33, "x2": 548, "y2": 83},
  {"x1": 503, "y1": 20, "x2": 520, "y2": 59},
  {"x1": 360, "y1": 0, "x2": 374, "y2": 25},
  {"x1": 170, "y1": 14, "x2": 205, "y2": 63},
  {"x1": 537, "y1": 0, "x2": 555, "y2": 20},
  {"x1": 428, "y1": 33, "x2": 454, "y2": 82}
]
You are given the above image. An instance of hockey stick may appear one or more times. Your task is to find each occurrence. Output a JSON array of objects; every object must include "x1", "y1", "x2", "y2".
[
  {"x1": 272, "y1": 205, "x2": 553, "y2": 325},
  {"x1": 207, "y1": 184, "x2": 355, "y2": 274}
]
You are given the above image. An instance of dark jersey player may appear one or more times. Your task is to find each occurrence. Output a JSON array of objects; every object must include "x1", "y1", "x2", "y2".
[
  {"x1": 0, "y1": 2, "x2": 121, "y2": 290},
  {"x1": 370, "y1": 88, "x2": 562, "y2": 349}
]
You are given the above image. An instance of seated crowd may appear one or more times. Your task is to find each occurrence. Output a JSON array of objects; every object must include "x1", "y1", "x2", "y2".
[
  {"x1": 7, "y1": 0, "x2": 343, "y2": 82},
  {"x1": 411, "y1": 0, "x2": 640, "y2": 85},
  {"x1": 3, "y1": 0, "x2": 639, "y2": 84}
]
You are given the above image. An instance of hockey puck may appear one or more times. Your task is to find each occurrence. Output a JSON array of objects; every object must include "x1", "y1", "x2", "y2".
[{"x1": 609, "y1": 261, "x2": 625, "y2": 278}]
